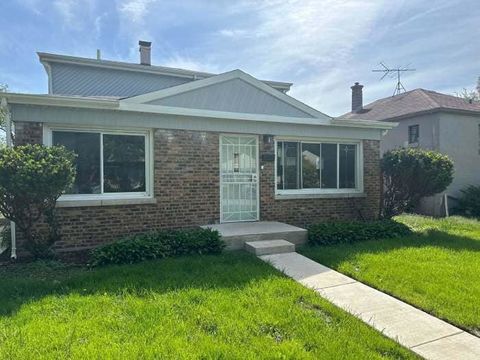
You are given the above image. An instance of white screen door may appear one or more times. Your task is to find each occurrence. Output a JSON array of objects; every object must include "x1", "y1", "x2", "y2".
[{"x1": 220, "y1": 135, "x2": 259, "y2": 222}]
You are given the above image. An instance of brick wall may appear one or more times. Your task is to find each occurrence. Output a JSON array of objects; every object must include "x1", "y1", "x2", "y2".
[
  {"x1": 14, "y1": 121, "x2": 380, "y2": 252},
  {"x1": 14, "y1": 122, "x2": 220, "y2": 251},
  {"x1": 14, "y1": 122, "x2": 43, "y2": 145}
]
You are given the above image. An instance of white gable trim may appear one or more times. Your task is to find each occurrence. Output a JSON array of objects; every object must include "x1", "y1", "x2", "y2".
[
  {"x1": 121, "y1": 69, "x2": 330, "y2": 121},
  {"x1": 4, "y1": 92, "x2": 397, "y2": 130}
]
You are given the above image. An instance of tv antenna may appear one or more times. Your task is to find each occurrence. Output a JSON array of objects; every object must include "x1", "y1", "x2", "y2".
[{"x1": 372, "y1": 62, "x2": 415, "y2": 96}]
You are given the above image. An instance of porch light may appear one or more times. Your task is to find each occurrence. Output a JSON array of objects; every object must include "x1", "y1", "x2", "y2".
[{"x1": 263, "y1": 134, "x2": 274, "y2": 144}]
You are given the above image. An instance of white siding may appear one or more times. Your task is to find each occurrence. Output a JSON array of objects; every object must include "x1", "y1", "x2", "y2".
[
  {"x1": 50, "y1": 63, "x2": 191, "y2": 97},
  {"x1": 380, "y1": 113, "x2": 440, "y2": 154},
  {"x1": 439, "y1": 112, "x2": 480, "y2": 196}
]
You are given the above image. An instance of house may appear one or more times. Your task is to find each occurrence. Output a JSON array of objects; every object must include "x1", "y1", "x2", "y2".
[
  {"x1": 2, "y1": 42, "x2": 394, "y2": 254},
  {"x1": 341, "y1": 83, "x2": 480, "y2": 215}
]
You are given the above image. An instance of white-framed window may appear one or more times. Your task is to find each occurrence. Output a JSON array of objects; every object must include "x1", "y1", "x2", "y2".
[
  {"x1": 44, "y1": 126, "x2": 153, "y2": 201},
  {"x1": 408, "y1": 124, "x2": 419, "y2": 144},
  {"x1": 275, "y1": 138, "x2": 363, "y2": 195}
]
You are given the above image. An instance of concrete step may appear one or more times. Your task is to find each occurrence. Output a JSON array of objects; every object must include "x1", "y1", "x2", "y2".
[
  {"x1": 202, "y1": 221, "x2": 307, "y2": 250},
  {"x1": 245, "y1": 240, "x2": 295, "y2": 256}
]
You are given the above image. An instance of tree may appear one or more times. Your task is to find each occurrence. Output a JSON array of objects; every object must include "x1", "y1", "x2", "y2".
[
  {"x1": 0, "y1": 144, "x2": 76, "y2": 258},
  {"x1": 0, "y1": 84, "x2": 12, "y2": 145},
  {"x1": 456, "y1": 88, "x2": 479, "y2": 103},
  {"x1": 456, "y1": 77, "x2": 480, "y2": 103},
  {"x1": 381, "y1": 148, "x2": 454, "y2": 218}
]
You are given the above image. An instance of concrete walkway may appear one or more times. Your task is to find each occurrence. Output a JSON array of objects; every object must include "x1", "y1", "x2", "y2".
[{"x1": 260, "y1": 252, "x2": 480, "y2": 360}]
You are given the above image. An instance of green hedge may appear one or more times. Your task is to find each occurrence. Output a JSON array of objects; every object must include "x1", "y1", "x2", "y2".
[
  {"x1": 91, "y1": 228, "x2": 224, "y2": 266},
  {"x1": 308, "y1": 220, "x2": 412, "y2": 246}
]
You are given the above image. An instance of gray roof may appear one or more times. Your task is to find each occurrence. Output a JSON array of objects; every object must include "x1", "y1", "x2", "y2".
[{"x1": 340, "y1": 88, "x2": 480, "y2": 121}]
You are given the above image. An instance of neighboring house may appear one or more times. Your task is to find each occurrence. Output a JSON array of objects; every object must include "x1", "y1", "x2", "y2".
[
  {"x1": 2, "y1": 42, "x2": 393, "y2": 254},
  {"x1": 341, "y1": 83, "x2": 480, "y2": 215}
]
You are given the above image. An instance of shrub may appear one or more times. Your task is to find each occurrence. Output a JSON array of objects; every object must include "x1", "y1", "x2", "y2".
[
  {"x1": 382, "y1": 148, "x2": 454, "y2": 218},
  {"x1": 455, "y1": 185, "x2": 480, "y2": 218},
  {"x1": 0, "y1": 144, "x2": 76, "y2": 258},
  {"x1": 308, "y1": 220, "x2": 412, "y2": 246},
  {"x1": 90, "y1": 228, "x2": 224, "y2": 266}
]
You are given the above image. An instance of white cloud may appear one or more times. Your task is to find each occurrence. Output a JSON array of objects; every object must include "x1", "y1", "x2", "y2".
[
  {"x1": 218, "y1": 29, "x2": 248, "y2": 38},
  {"x1": 15, "y1": 0, "x2": 43, "y2": 15},
  {"x1": 197, "y1": 0, "x2": 388, "y2": 114},
  {"x1": 162, "y1": 54, "x2": 221, "y2": 74},
  {"x1": 53, "y1": 0, "x2": 96, "y2": 31},
  {"x1": 118, "y1": 0, "x2": 157, "y2": 24}
]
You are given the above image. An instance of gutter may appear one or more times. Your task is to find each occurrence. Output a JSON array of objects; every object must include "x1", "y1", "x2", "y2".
[
  {"x1": 0, "y1": 97, "x2": 16, "y2": 260},
  {"x1": 3, "y1": 93, "x2": 120, "y2": 109},
  {"x1": 6, "y1": 92, "x2": 396, "y2": 131}
]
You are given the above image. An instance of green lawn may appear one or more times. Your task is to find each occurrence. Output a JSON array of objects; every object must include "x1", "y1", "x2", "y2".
[
  {"x1": 0, "y1": 252, "x2": 415, "y2": 359},
  {"x1": 299, "y1": 215, "x2": 480, "y2": 335}
]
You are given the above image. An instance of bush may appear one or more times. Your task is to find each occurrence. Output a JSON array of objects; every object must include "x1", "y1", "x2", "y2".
[
  {"x1": 308, "y1": 220, "x2": 412, "y2": 246},
  {"x1": 382, "y1": 148, "x2": 454, "y2": 218},
  {"x1": 0, "y1": 144, "x2": 76, "y2": 258},
  {"x1": 455, "y1": 185, "x2": 480, "y2": 218},
  {"x1": 90, "y1": 228, "x2": 224, "y2": 266}
]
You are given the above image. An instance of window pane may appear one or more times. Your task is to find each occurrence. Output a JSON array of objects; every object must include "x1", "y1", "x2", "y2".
[
  {"x1": 103, "y1": 134, "x2": 146, "y2": 193},
  {"x1": 302, "y1": 143, "x2": 320, "y2": 188},
  {"x1": 284, "y1": 142, "x2": 300, "y2": 189},
  {"x1": 409, "y1": 125, "x2": 419, "y2": 144},
  {"x1": 339, "y1": 144, "x2": 356, "y2": 189},
  {"x1": 276, "y1": 141, "x2": 284, "y2": 190},
  {"x1": 52, "y1": 131, "x2": 101, "y2": 194},
  {"x1": 321, "y1": 143, "x2": 337, "y2": 188}
]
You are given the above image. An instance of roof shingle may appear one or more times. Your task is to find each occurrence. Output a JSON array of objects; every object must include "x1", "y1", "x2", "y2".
[{"x1": 339, "y1": 88, "x2": 480, "y2": 121}]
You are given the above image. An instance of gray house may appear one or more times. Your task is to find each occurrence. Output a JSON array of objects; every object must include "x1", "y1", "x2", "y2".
[
  {"x1": 2, "y1": 42, "x2": 393, "y2": 255},
  {"x1": 342, "y1": 83, "x2": 480, "y2": 215}
]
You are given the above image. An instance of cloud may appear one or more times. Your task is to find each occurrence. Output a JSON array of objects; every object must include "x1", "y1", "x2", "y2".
[
  {"x1": 14, "y1": 0, "x2": 43, "y2": 15},
  {"x1": 53, "y1": 0, "x2": 97, "y2": 31},
  {"x1": 218, "y1": 29, "x2": 248, "y2": 38},
  {"x1": 3, "y1": 0, "x2": 480, "y2": 115},
  {"x1": 162, "y1": 54, "x2": 221, "y2": 73},
  {"x1": 118, "y1": 0, "x2": 157, "y2": 24}
]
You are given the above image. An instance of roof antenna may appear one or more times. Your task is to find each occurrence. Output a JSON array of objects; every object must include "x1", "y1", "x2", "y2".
[{"x1": 372, "y1": 62, "x2": 415, "y2": 96}]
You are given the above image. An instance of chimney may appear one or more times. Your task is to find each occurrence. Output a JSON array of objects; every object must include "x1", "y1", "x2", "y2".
[
  {"x1": 139, "y1": 40, "x2": 151, "y2": 65},
  {"x1": 351, "y1": 82, "x2": 364, "y2": 113}
]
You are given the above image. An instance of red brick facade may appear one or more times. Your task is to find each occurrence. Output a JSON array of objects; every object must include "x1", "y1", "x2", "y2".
[{"x1": 14, "y1": 121, "x2": 381, "y2": 252}]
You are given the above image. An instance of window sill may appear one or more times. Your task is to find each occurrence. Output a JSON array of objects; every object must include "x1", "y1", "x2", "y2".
[
  {"x1": 56, "y1": 197, "x2": 157, "y2": 208},
  {"x1": 275, "y1": 192, "x2": 366, "y2": 200}
]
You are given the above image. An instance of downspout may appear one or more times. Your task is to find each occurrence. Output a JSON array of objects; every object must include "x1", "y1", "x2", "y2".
[{"x1": 0, "y1": 97, "x2": 16, "y2": 260}]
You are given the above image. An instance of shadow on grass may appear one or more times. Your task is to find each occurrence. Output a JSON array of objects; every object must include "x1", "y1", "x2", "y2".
[
  {"x1": 300, "y1": 229, "x2": 480, "y2": 270},
  {"x1": 0, "y1": 251, "x2": 278, "y2": 317}
]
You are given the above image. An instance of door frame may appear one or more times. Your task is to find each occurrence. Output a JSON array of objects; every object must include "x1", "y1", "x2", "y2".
[{"x1": 219, "y1": 133, "x2": 260, "y2": 223}]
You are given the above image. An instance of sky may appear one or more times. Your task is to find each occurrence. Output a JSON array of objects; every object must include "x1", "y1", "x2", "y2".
[{"x1": 0, "y1": 0, "x2": 479, "y2": 116}]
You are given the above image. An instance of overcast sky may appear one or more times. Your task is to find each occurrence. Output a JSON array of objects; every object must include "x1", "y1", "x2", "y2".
[{"x1": 1, "y1": 0, "x2": 479, "y2": 116}]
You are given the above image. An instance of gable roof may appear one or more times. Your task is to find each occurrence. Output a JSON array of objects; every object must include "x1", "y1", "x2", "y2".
[
  {"x1": 122, "y1": 69, "x2": 331, "y2": 120},
  {"x1": 38, "y1": 52, "x2": 292, "y2": 93},
  {"x1": 340, "y1": 88, "x2": 480, "y2": 121}
]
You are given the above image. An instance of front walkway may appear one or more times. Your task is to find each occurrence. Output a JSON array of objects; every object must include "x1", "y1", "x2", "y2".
[{"x1": 260, "y1": 252, "x2": 480, "y2": 360}]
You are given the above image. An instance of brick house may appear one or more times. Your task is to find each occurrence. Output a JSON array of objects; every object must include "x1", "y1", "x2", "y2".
[{"x1": 3, "y1": 42, "x2": 394, "y2": 254}]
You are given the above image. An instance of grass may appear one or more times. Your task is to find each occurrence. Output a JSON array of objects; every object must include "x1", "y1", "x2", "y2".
[
  {"x1": 0, "y1": 252, "x2": 415, "y2": 359},
  {"x1": 299, "y1": 215, "x2": 480, "y2": 335}
]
